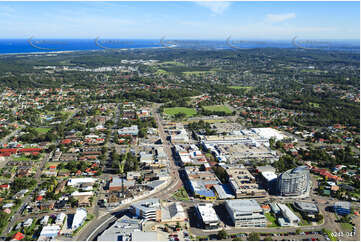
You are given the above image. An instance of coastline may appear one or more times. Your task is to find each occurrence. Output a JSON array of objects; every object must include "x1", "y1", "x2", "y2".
[{"x1": 0, "y1": 46, "x2": 165, "y2": 56}]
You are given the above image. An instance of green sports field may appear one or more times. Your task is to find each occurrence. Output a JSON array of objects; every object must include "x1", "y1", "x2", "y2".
[
  {"x1": 203, "y1": 105, "x2": 232, "y2": 114},
  {"x1": 164, "y1": 107, "x2": 197, "y2": 117}
]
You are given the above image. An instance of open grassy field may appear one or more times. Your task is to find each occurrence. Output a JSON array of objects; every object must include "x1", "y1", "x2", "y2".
[
  {"x1": 35, "y1": 127, "x2": 51, "y2": 134},
  {"x1": 340, "y1": 223, "x2": 353, "y2": 232},
  {"x1": 203, "y1": 105, "x2": 232, "y2": 114},
  {"x1": 229, "y1": 85, "x2": 253, "y2": 90},
  {"x1": 164, "y1": 107, "x2": 197, "y2": 117}
]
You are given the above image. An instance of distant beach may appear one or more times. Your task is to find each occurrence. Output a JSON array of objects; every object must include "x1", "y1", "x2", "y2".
[{"x1": 0, "y1": 39, "x2": 359, "y2": 55}]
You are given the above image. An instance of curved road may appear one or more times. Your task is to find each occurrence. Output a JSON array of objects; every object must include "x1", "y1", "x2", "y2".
[{"x1": 75, "y1": 106, "x2": 182, "y2": 241}]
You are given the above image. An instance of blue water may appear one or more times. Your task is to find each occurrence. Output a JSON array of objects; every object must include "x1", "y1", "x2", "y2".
[{"x1": 0, "y1": 39, "x2": 359, "y2": 54}]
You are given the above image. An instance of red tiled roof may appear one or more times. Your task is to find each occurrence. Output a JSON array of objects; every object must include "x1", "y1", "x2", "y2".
[
  {"x1": 0, "y1": 148, "x2": 17, "y2": 153},
  {"x1": 61, "y1": 139, "x2": 72, "y2": 144},
  {"x1": 12, "y1": 232, "x2": 25, "y2": 241},
  {"x1": 18, "y1": 148, "x2": 42, "y2": 153}
]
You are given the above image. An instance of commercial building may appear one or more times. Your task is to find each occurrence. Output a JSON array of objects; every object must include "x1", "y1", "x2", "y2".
[
  {"x1": 257, "y1": 165, "x2": 278, "y2": 190},
  {"x1": 97, "y1": 215, "x2": 152, "y2": 241},
  {"x1": 67, "y1": 178, "x2": 97, "y2": 187},
  {"x1": 131, "y1": 198, "x2": 161, "y2": 222},
  {"x1": 277, "y1": 166, "x2": 310, "y2": 196},
  {"x1": 276, "y1": 203, "x2": 300, "y2": 226},
  {"x1": 71, "y1": 208, "x2": 87, "y2": 231},
  {"x1": 213, "y1": 184, "x2": 235, "y2": 200},
  {"x1": 201, "y1": 140, "x2": 279, "y2": 164},
  {"x1": 224, "y1": 199, "x2": 266, "y2": 227},
  {"x1": 195, "y1": 203, "x2": 220, "y2": 229},
  {"x1": 161, "y1": 202, "x2": 187, "y2": 223},
  {"x1": 293, "y1": 201, "x2": 319, "y2": 214},
  {"x1": 55, "y1": 212, "x2": 66, "y2": 225},
  {"x1": 38, "y1": 225, "x2": 61, "y2": 241},
  {"x1": 270, "y1": 203, "x2": 281, "y2": 215},
  {"x1": 170, "y1": 128, "x2": 189, "y2": 143},
  {"x1": 184, "y1": 166, "x2": 220, "y2": 200},
  {"x1": 40, "y1": 215, "x2": 49, "y2": 225},
  {"x1": 250, "y1": 128, "x2": 290, "y2": 141},
  {"x1": 334, "y1": 202, "x2": 351, "y2": 216},
  {"x1": 227, "y1": 166, "x2": 267, "y2": 198},
  {"x1": 189, "y1": 180, "x2": 217, "y2": 200},
  {"x1": 118, "y1": 125, "x2": 139, "y2": 136},
  {"x1": 175, "y1": 145, "x2": 207, "y2": 166},
  {"x1": 108, "y1": 177, "x2": 135, "y2": 191}
]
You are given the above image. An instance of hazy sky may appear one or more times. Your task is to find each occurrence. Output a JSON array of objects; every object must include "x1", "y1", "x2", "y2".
[{"x1": 0, "y1": 1, "x2": 359, "y2": 39}]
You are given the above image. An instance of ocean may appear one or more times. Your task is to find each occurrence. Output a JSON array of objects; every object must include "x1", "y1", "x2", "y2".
[{"x1": 0, "y1": 39, "x2": 359, "y2": 54}]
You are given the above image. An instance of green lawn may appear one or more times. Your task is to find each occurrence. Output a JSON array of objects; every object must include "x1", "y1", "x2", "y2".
[
  {"x1": 203, "y1": 105, "x2": 232, "y2": 114},
  {"x1": 35, "y1": 127, "x2": 51, "y2": 134},
  {"x1": 341, "y1": 223, "x2": 353, "y2": 232},
  {"x1": 164, "y1": 107, "x2": 197, "y2": 117},
  {"x1": 172, "y1": 187, "x2": 190, "y2": 201},
  {"x1": 325, "y1": 229, "x2": 337, "y2": 241},
  {"x1": 12, "y1": 155, "x2": 31, "y2": 161},
  {"x1": 265, "y1": 213, "x2": 279, "y2": 227}
]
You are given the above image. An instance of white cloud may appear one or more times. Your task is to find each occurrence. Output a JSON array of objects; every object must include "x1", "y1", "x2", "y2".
[
  {"x1": 266, "y1": 13, "x2": 296, "y2": 23},
  {"x1": 195, "y1": 1, "x2": 231, "y2": 15}
]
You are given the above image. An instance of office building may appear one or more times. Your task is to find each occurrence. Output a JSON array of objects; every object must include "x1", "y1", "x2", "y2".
[
  {"x1": 293, "y1": 201, "x2": 319, "y2": 214},
  {"x1": 334, "y1": 201, "x2": 351, "y2": 216},
  {"x1": 131, "y1": 198, "x2": 161, "y2": 222},
  {"x1": 277, "y1": 166, "x2": 310, "y2": 196},
  {"x1": 195, "y1": 203, "x2": 220, "y2": 229},
  {"x1": 224, "y1": 199, "x2": 266, "y2": 227},
  {"x1": 276, "y1": 203, "x2": 300, "y2": 226},
  {"x1": 71, "y1": 208, "x2": 87, "y2": 231},
  {"x1": 227, "y1": 167, "x2": 267, "y2": 198}
]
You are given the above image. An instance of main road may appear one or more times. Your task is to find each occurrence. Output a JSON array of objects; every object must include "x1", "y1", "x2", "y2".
[{"x1": 75, "y1": 104, "x2": 182, "y2": 241}]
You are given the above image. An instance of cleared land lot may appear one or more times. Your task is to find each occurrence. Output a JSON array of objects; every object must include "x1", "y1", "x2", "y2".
[
  {"x1": 164, "y1": 107, "x2": 197, "y2": 117},
  {"x1": 203, "y1": 105, "x2": 232, "y2": 114},
  {"x1": 229, "y1": 85, "x2": 253, "y2": 90},
  {"x1": 229, "y1": 86, "x2": 254, "y2": 93},
  {"x1": 35, "y1": 127, "x2": 51, "y2": 134}
]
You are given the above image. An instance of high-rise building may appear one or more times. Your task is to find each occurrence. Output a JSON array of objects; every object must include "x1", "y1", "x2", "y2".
[{"x1": 277, "y1": 166, "x2": 310, "y2": 196}]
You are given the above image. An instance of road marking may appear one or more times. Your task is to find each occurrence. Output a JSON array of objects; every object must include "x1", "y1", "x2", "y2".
[{"x1": 86, "y1": 215, "x2": 115, "y2": 241}]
